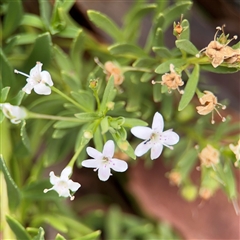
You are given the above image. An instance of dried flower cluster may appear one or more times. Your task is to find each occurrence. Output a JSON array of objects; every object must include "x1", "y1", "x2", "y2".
[{"x1": 198, "y1": 145, "x2": 220, "y2": 168}]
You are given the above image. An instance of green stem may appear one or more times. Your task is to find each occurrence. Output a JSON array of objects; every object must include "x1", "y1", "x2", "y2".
[
  {"x1": 51, "y1": 86, "x2": 89, "y2": 112},
  {"x1": 123, "y1": 66, "x2": 152, "y2": 73},
  {"x1": 68, "y1": 143, "x2": 86, "y2": 168},
  {"x1": 93, "y1": 90, "x2": 101, "y2": 111},
  {"x1": 27, "y1": 112, "x2": 80, "y2": 122}
]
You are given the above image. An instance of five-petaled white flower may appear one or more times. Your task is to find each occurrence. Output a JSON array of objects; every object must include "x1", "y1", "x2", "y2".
[
  {"x1": 131, "y1": 112, "x2": 179, "y2": 160},
  {"x1": 14, "y1": 62, "x2": 53, "y2": 95},
  {"x1": 43, "y1": 166, "x2": 81, "y2": 200},
  {"x1": 0, "y1": 103, "x2": 26, "y2": 124},
  {"x1": 82, "y1": 140, "x2": 128, "y2": 181}
]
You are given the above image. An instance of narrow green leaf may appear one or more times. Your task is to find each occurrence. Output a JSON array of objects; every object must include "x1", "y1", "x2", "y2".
[
  {"x1": 175, "y1": 39, "x2": 198, "y2": 55},
  {"x1": 140, "y1": 72, "x2": 155, "y2": 82},
  {"x1": 53, "y1": 121, "x2": 83, "y2": 129},
  {"x1": 61, "y1": 71, "x2": 80, "y2": 90},
  {"x1": 55, "y1": 234, "x2": 67, "y2": 240},
  {"x1": 178, "y1": 64, "x2": 200, "y2": 111},
  {"x1": 24, "y1": 32, "x2": 52, "y2": 68},
  {"x1": 201, "y1": 65, "x2": 239, "y2": 73},
  {"x1": 70, "y1": 30, "x2": 84, "y2": 76},
  {"x1": 153, "y1": 27, "x2": 164, "y2": 47},
  {"x1": 108, "y1": 43, "x2": 148, "y2": 59},
  {"x1": 32, "y1": 227, "x2": 45, "y2": 240},
  {"x1": 20, "y1": 121, "x2": 31, "y2": 151},
  {"x1": 155, "y1": 59, "x2": 185, "y2": 74},
  {"x1": 87, "y1": 10, "x2": 124, "y2": 42},
  {"x1": 93, "y1": 126, "x2": 103, "y2": 151},
  {"x1": 6, "y1": 33, "x2": 39, "y2": 46},
  {"x1": 152, "y1": 46, "x2": 172, "y2": 58},
  {"x1": 39, "y1": 0, "x2": 51, "y2": 28},
  {"x1": 100, "y1": 76, "x2": 115, "y2": 112},
  {"x1": 153, "y1": 83, "x2": 162, "y2": 102},
  {"x1": 20, "y1": 14, "x2": 44, "y2": 29},
  {"x1": 122, "y1": 118, "x2": 148, "y2": 128},
  {"x1": 71, "y1": 90, "x2": 94, "y2": 111},
  {"x1": 179, "y1": 19, "x2": 190, "y2": 40},
  {"x1": 2, "y1": 0, "x2": 23, "y2": 39},
  {"x1": 10, "y1": 90, "x2": 25, "y2": 105},
  {"x1": 133, "y1": 57, "x2": 157, "y2": 68},
  {"x1": 1, "y1": 87, "x2": 10, "y2": 102},
  {"x1": 162, "y1": 2, "x2": 192, "y2": 31},
  {"x1": 0, "y1": 50, "x2": 16, "y2": 89},
  {"x1": 6, "y1": 215, "x2": 31, "y2": 240},
  {"x1": 73, "y1": 230, "x2": 101, "y2": 240},
  {"x1": 54, "y1": 45, "x2": 74, "y2": 72},
  {"x1": 0, "y1": 155, "x2": 21, "y2": 211},
  {"x1": 74, "y1": 112, "x2": 100, "y2": 121},
  {"x1": 52, "y1": 129, "x2": 68, "y2": 139}
]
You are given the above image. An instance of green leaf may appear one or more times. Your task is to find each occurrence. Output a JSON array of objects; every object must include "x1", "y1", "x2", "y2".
[
  {"x1": 10, "y1": 90, "x2": 25, "y2": 105},
  {"x1": 178, "y1": 64, "x2": 200, "y2": 111},
  {"x1": 155, "y1": 59, "x2": 185, "y2": 74},
  {"x1": 55, "y1": 234, "x2": 67, "y2": 240},
  {"x1": 32, "y1": 227, "x2": 45, "y2": 240},
  {"x1": 54, "y1": 45, "x2": 74, "y2": 72},
  {"x1": 153, "y1": 82, "x2": 162, "y2": 102},
  {"x1": 100, "y1": 76, "x2": 115, "y2": 112},
  {"x1": 52, "y1": 129, "x2": 68, "y2": 139},
  {"x1": 87, "y1": 10, "x2": 124, "y2": 42},
  {"x1": 153, "y1": 27, "x2": 164, "y2": 47},
  {"x1": 53, "y1": 121, "x2": 83, "y2": 129},
  {"x1": 71, "y1": 90, "x2": 95, "y2": 111},
  {"x1": 201, "y1": 64, "x2": 239, "y2": 74},
  {"x1": 0, "y1": 50, "x2": 16, "y2": 89},
  {"x1": 24, "y1": 32, "x2": 52, "y2": 68},
  {"x1": 108, "y1": 43, "x2": 148, "y2": 59},
  {"x1": 132, "y1": 57, "x2": 157, "y2": 68},
  {"x1": 0, "y1": 87, "x2": 10, "y2": 102},
  {"x1": 74, "y1": 112, "x2": 100, "y2": 122},
  {"x1": 162, "y1": 2, "x2": 192, "y2": 31},
  {"x1": 93, "y1": 126, "x2": 103, "y2": 151},
  {"x1": 6, "y1": 33, "x2": 39, "y2": 46},
  {"x1": 73, "y1": 230, "x2": 101, "y2": 240},
  {"x1": 61, "y1": 71, "x2": 80, "y2": 90},
  {"x1": 20, "y1": 121, "x2": 31, "y2": 151},
  {"x1": 175, "y1": 39, "x2": 198, "y2": 55},
  {"x1": 70, "y1": 30, "x2": 85, "y2": 76},
  {"x1": 122, "y1": 118, "x2": 148, "y2": 128},
  {"x1": 39, "y1": 0, "x2": 51, "y2": 28},
  {"x1": 20, "y1": 14, "x2": 44, "y2": 29},
  {"x1": 2, "y1": 0, "x2": 23, "y2": 39},
  {"x1": 6, "y1": 215, "x2": 31, "y2": 240},
  {"x1": 0, "y1": 156, "x2": 21, "y2": 211},
  {"x1": 152, "y1": 46, "x2": 172, "y2": 58}
]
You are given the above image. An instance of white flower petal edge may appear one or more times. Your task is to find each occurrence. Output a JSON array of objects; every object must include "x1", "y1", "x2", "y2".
[
  {"x1": 82, "y1": 140, "x2": 128, "y2": 181},
  {"x1": 14, "y1": 62, "x2": 53, "y2": 95},
  {"x1": 44, "y1": 166, "x2": 81, "y2": 200},
  {"x1": 131, "y1": 112, "x2": 180, "y2": 160},
  {"x1": 0, "y1": 103, "x2": 27, "y2": 124}
]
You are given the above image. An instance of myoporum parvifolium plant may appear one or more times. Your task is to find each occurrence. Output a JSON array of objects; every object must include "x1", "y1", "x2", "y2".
[{"x1": 0, "y1": 0, "x2": 239, "y2": 239}]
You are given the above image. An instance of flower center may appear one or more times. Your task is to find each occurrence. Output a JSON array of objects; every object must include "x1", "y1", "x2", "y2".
[{"x1": 56, "y1": 180, "x2": 68, "y2": 193}]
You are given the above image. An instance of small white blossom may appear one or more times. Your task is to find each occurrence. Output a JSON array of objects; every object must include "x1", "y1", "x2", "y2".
[
  {"x1": 14, "y1": 62, "x2": 53, "y2": 95},
  {"x1": 0, "y1": 103, "x2": 26, "y2": 124},
  {"x1": 82, "y1": 140, "x2": 128, "y2": 181},
  {"x1": 131, "y1": 112, "x2": 179, "y2": 160},
  {"x1": 43, "y1": 166, "x2": 81, "y2": 200}
]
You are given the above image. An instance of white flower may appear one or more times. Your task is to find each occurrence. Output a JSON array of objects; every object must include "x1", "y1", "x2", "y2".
[
  {"x1": 43, "y1": 166, "x2": 81, "y2": 200},
  {"x1": 82, "y1": 140, "x2": 128, "y2": 181},
  {"x1": 14, "y1": 62, "x2": 53, "y2": 95},
  {"x1": 0, "y1": 103, "x2": 26, "y2": 124},
  {"x1": 131, "y1": 112, "x2": 179, "y2": 160}
]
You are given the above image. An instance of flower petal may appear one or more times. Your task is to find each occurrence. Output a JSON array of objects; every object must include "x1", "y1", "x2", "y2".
[
  {"x1": 110, "y1": 159, "x2": 128, "y2": 172},
  {"x1": 131, "y1": 126, "x2": 152, "y2": 140},
  {"x1": 60, "y1": 166, "x2": 72, "y2": 180},
  {"x1": 98, "y1": 166, "x2": 111, "y2": 181},
  {"x1": 34, "y1": 83, "x2": 51, "y2": 95},
  {"x1": 86, "y1": 147, "x2": 103, "y2": 160},
  {"x1": 49, "y1": 171, "x2": 59, "y2": 185},
  {"x1": 162, "y1": 130, "x2": 179, "y2": 145},
  {"x1": 152, "y1": 112, "x2": 164, "y2": 132},
  {"x1": 151, "y1": 143, "x2": 163, "y2": 160},
  {"x1": 103, "y1": 140, "x2": 114, "y2": 158},
  {"x1": 67, "y1": 180, "x2": 81, "y2": 192},
  {"x1": 41, "y1": 71, "x2": 53, "y2": 86},
  {"x1": 134, "y1": 141, "x2": 152, "y2": 157},
  {"x1": 29, "y1": 62, "x2": 42, "y2": 77},
  {"x1": 82, "y1": 159, "x2": 99, "y2": 169},
  {"x1": 22, "y1": 82, "x2": 34, "y2": 94}
]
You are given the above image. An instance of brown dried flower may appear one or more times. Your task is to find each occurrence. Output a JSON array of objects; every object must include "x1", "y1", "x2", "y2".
[
  {"x1": 196, "y1": 90, "x2": 226, "y2": 124},
  {"x1": 168, "y1": 171, "x2": 182, "y2": 186},
  {"x1": 104, "y1": 61, "x2": 124, "y2": 86},
  {"x1": 198, "y1": 144, "x2": 220, "y2": 168},
  {"x1": 196, "y1": 26, "x2": 239, "y2": 68},
  {"x1": 199, "y1": 187, "x2": 214, "y2": 200},
  {"x1": 229, "y1": 139, "x2": 240, "y2": 167},
  {"x1": 152, "y1": 64, "x2": 184, "y2": 94}
]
